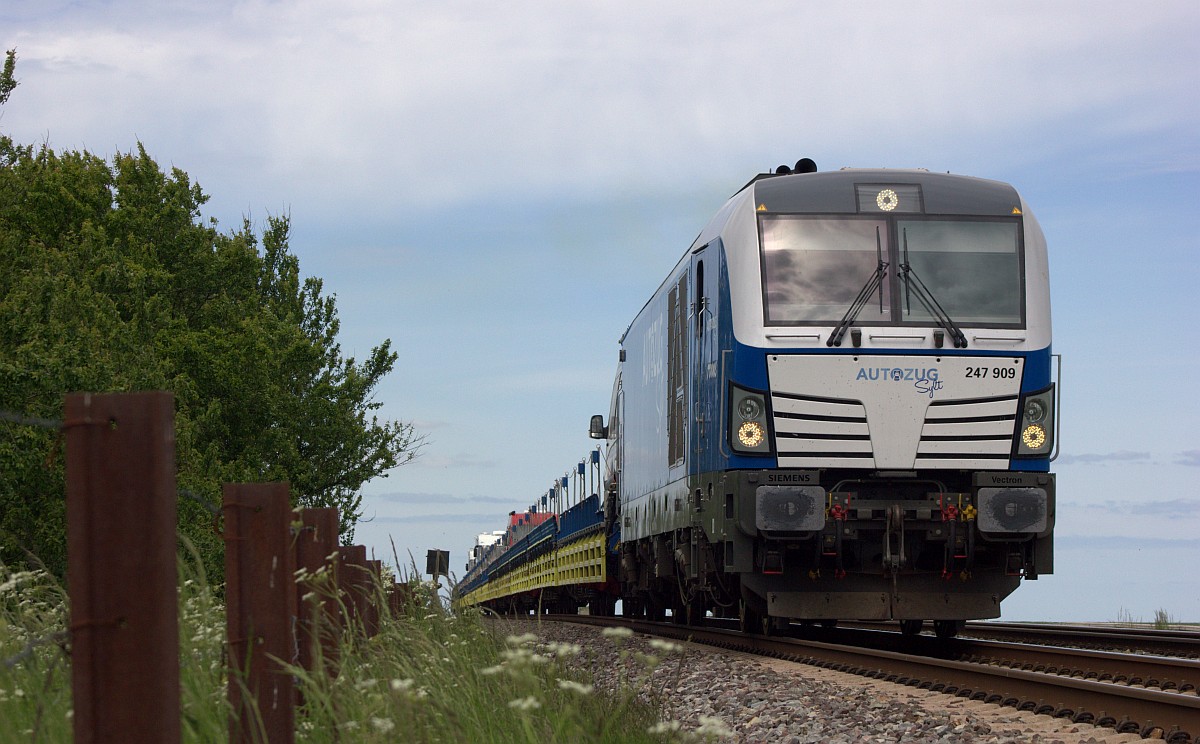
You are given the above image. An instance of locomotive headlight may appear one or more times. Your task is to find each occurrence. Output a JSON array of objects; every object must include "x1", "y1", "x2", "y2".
[
  {"x1": 729, "y1": 385, "x2": 771, "y2": 455},
  {"x1": 737, "y1": 421, "x2": 766, "y2": 448},
  {"x1": 1015, "y1": 385, "x2": 1055, "y2": 457},
  {"x1": 1023, "y1": 399, "x2": 1046, "y2": 424},
  {"x1": 737, "y1": 397, "x2": 762, "y2": 421}
]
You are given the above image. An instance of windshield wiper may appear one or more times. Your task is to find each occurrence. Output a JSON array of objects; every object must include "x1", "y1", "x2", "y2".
[
  {"x1": 900, "y1": 229, "x2": 968, "y2": 348},
  {"x1": 828, "y1": 226, "x2": 887, "y2": 347}
]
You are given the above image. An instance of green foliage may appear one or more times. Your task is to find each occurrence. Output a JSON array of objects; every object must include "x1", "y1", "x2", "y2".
[
  {"x1": 0, "y1": 50, "x2": 15, "y2": 108},
  {"x1": 1, "y1": 558, "x2": 680, "y2": 743},
  {"x1": 0, "y1": 61, "x2": 420, "y2": 579}
]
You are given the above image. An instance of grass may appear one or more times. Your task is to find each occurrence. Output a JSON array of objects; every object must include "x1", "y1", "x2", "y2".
[
  {"x1": 1152, "y1": 608, "x2": 1174, "y2": 630},
  {"x1": 2, "y1": 552, "x2": 715, "y2": 743},
  {"x1": 1114, "y1": 606, "x2": 1181, "y2": 630}
]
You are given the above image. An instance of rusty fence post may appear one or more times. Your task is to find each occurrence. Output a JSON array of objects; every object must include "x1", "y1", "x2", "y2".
[
  {"x1": 388, "y1": 582, "x2": 413, "y2": 617},
  {"x1": 336, "y1": 545, "x2": 369, "y2": 637},
  {"x1": 365, "y1": 560, "x2": 383, "y2": 637},
  {"x1": 65, "y1": 392, "x2": 180, "y2": 744},
  {"x1": 224, "y1": 483, "x2": 296, "y2": 744},
  {"x1": 294, "y1": 507, "x2": 341, "y2": 680}
]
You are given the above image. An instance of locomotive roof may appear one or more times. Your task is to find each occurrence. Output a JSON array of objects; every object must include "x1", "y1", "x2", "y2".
[
  {"x1": 741, "y1": 168, "x2": 1022, "y2": 217},
  {"x1": 617, "y1": 166, "x2": 1027, "y2": 347}
]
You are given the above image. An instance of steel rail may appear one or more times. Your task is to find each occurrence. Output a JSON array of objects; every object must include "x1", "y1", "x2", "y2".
[
  {"x1": 841, "y1": 620, "x2": 1200, "y2": 659},
  {"x1": 962, "y1": 621, "x2": 1200, "y2": 658},
  {"x1": 808, "y1": 624, "x2": 1200, "y2": 694},
  {"x1": 551, "y1": 615, "x2": 1200, "y2": 742}
]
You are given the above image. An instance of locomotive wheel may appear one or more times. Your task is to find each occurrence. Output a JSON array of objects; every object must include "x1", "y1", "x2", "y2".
[
  {"x1": 621, "y1": 597, "x2": 641, "y2": 618},
  {"x1": 900, "y1": 619, "x2": 924, "y2": 636},
  {"x1": 590, "y1": 595, "x2": 615, "y2": 617},
  {"x1": 645, "y1": 596, "x2": 667, "y2": 622},
  {"x1": 739, "y1": 599, "x2": 768, "y2": 635},
  {"x1": 934, "y1": 620, "x2": 963, "y2": 638}
]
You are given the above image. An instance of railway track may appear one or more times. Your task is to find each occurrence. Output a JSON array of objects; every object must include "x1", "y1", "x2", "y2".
[
  {"x1": 846, "y1": 620, "x2": 1200, "y2": 659},
  {"x1": 550, "y1": 614, "x2": 1200, "y2": 743}
]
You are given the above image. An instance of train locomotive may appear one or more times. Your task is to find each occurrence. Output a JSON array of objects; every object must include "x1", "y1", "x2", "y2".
[{"x1": 454, "y1": 161, "x2": 1058, "y2": 638}]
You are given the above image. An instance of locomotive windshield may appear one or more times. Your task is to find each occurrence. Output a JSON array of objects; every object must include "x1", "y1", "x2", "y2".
[
  {"x1": 760, "y1": 216, "x2": 891, "y2": 324},
  {"x1": 760, "y1": 215, "x2": 1024, "y2": 327}
]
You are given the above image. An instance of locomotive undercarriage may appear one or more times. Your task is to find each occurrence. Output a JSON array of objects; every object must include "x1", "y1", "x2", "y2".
[{"x1": 616, "y1": 468, "x2": 1053, "y2": 636}]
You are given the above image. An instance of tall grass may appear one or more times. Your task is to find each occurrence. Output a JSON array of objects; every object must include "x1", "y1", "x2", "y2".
[
  {"x1": 2, "y1": 554, "x2": 701, "y2": 743},
  {"x1": 0, "y1": 562, "x2": 71, "y2": 743}
]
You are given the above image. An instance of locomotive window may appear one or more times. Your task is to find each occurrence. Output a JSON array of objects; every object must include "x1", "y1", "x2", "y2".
[
  {"x1": 897, "y1": 219, "x2": 1023, "y2": 325},
  {"x1": 760, "y1": 216, "x2": 891, "y2": 324}
]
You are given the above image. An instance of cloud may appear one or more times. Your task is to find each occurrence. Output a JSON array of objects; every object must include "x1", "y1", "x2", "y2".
[
  {"x1": 367, "y1": 513, "x2": 502, "y2": 525},
  {"x1": 1056, "y1": 450, "x2": 1151, "y2": 465},
  {"x1": 1079, "y1": 498, "x2": 1200, "y2": 517},
  {"x1": 1174, "y1": 450, "x2": 1200, "y2": 467},
  {"x1": 408, "y1": 452, "x2": 501, "y2": 470},
  {"x1": 367, "y1": 491, "x2": 514, "y2": 506},
  {"x1": 6, "y1": 2, "x2": 1197, "y2": 223},
  {"x1": 1055, "y1": 535, "x2": 1200, "y2": 551}
]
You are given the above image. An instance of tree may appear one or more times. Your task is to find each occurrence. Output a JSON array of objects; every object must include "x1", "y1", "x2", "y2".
[
  {"x1": 0, "y1": 50, "x2": 15, "y2": 108},
  {"x1": 0, "y1": 59, "x2": 420, "y2": 578}
]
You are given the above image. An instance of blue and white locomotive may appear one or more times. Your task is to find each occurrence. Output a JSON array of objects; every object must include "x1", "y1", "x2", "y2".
[{"x1": 589, "y1": 160, "x2": 1058, "y2": 637}]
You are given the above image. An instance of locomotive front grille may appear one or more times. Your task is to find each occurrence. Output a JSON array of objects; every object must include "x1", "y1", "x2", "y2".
[
  {"x1": 772, "y1": 391, "x2": 875, "y2": 468},
  {"x1": 766, "y1": 354, "x2": 1027, "y2": 471},
  {"x1": 916, "y1": 395, "x2": 1018, "y2": 469}
]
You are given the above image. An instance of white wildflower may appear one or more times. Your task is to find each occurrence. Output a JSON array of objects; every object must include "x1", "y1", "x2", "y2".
[
  {"x1": 507, "y1": 696, "x2": 541, "y2": 711},
  {"x1": 501, "y1": 647, "x2": 549, "y2": 665},
  {"x1": 544, "y1": 641, "x2": 582, "y2": 658},
  {"x1": 649, "y1": 639, "x2": 682, "y2": 654},
  {"x1": 479, "y1": 665, "x2": 505, "y2": 676},
  {"x1": 505, "y1": 632, "x2": 538, "y2": 646},
  {"x1": 556, "y1": 679, "x2": 594, "y2": 695},
  {"x1": 390, "y1": 678, "x2": 415, "y2": 692},
  {"x1": 648, "y1": 721, "x2": 682, "y2": 734},
  {"x1": 694, "y1": 715, "x2": 735, "y2": 739},
  {"x1": 371, "y1": 717, "x2": 395, "y2": 734},
  {"x1": 601, "y1": 626, "x2": 633, "y2": 640}
]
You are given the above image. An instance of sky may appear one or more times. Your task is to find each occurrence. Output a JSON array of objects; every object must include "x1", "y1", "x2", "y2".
[{"x1": 3, "y1": 1, "x2": 1198, "y2": 622}]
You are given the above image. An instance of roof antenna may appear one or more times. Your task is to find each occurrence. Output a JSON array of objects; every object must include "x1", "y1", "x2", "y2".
[
  {"x1": 794, "y1": 158, "x2": 818, "y2": 173},
  {"x1": 774, "y1": 164, "x2": 792, "y2": 175}
]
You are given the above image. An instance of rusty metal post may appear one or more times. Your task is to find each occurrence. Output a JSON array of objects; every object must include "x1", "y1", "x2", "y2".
[
  {"x1": 294, "y1": 507, "x2": 340, "y2": 678},
  {"x1": 66, "y1": 392, "x2": 180, "y2": 744},
  {"x1": 224, "y1": 483, "x2": 296, "y2": 744},
  {"x1": 388, "y1": 582, "x2": 413, "y2": 617},
  {"x1": 336, "y1": 545, "x2": 369, "y2": 637},
  {"x1": 365, "y1": 559, "x2": 383, "y2": 637}
]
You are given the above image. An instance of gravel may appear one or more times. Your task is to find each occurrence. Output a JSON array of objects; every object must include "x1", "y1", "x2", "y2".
[{"x1": 496, "y1": 618, "x2": 1161, "y2": 743}]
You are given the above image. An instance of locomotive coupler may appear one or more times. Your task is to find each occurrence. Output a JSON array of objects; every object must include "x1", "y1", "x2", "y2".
[{"x1": 883, "y1": 504, "x2": 905, "y2": 576}]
